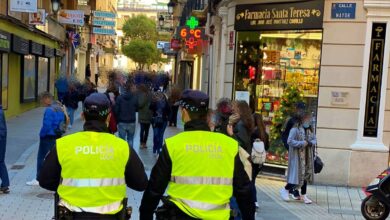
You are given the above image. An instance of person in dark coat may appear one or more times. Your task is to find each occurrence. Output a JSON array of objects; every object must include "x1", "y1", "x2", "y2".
[
  {"x1": 226, "y1": 100, "x2": 255, "y2": 218},
  {"x1": 55, "y1": 75, "x2": 68, "y2": 103},
  {"x1": 0, "y1": 105, "x2": 9, "y2": 194},
  {"x1": 214, "y1": 98, "x2": 233, "y2": 135},
  {"x1": 114, "y1": 80, "x2": 138, "y2": 148},
  {"x1": 137, "y1": 84, "x2": 153, "y2": 149},
  {"x1": 227, "y1": 100, "x2": 255, "y2": 155},
  {"x1": 85, "y1": 64, "x2": 91, "y2": 80},
  {"x1": 168, "y1": 86, "x2": 181, "y2": 127},
  {"x1": 63, "y1": 84, "x2": 79, "y2": 129},
  {"x1": 251, "y1": 113, "x2": 270, "y2": 209},
  {"x1": 150, "y1": 87, "x2": 170, "y2": 156}
]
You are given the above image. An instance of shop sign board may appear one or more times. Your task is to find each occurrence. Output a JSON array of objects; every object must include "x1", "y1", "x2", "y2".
[
  {"x1": 0, "y1": 31, "x2": 11, "y2": 53},
  {"x1": 93, "y1": 11, "x2": 116, "y2": 19},
  {"x1": 58, "y1": 10, "x2": 85, "y2": 26},
  {"x1": 157, "y1": 41, "x2": 169, "y2": 49},
  {"x1": 92, "y1": 19, "x2": 116, "y2": 27},
  {"x1": 10, "y1": 0, "x2": 37, "y2": 13},
  {"x1": 92, "y1": 27, "x2": 115, "y2": 35},
  {"x1": 12, "y1": 35, "x2": 29, "y2": 55},
  {"x1": 364, "y1": 23, "x2": 386, "y2": 137},
  {"x1": 29, "y1": 9, "x2": 46, "y2": 25},
  {"x1": 331, "y1": 3, "x2": 356, "y2": 19},
  {"x1": 235, "y1": 1, "x2": 324, "y2": 31},
  {"x1": 331, "y1": 91, "x2": 348, "y2": 106}
]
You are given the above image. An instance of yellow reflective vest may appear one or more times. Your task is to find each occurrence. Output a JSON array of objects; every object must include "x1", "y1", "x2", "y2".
[
  {"x1": 56, "y1": 131, "x2": 129, "y2": 214},
  {"x1": 165, "y1": 131, "x2": 239, "y2": 220}
]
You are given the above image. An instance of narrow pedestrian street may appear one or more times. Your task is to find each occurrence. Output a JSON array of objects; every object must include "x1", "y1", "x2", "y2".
[{"x1": 0, "y1": 106, "x2": 365, "y2": 220}]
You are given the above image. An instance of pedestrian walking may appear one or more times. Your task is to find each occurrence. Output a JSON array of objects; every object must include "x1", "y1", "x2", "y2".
[
  {"x1": 150, "y1": 87, "x2": 170, "y2": 156},
  {"x1": 226, "y1": 100, "x2": 255, "y2": 218},
  {"x1": 38, "y1": 93, "x2": 148, "y2": 219},
  {"x1": 139, "y1": 90, "x2": 255, "y2": 220},
  {"x1": 0, "y1": 105, "x2": 9, "y2": 194},
  {"x1": 85, "y1": 64, "x2": 91, "y2": 80},
  {"x1": 137, "y1": 84, "x2": 153, "y2": 149},
  {"x1": 63, "y1": 83, "x2": 79, "y2": 129},
  {"x1": 168, "y1": 86, "x2": 181, "y2": 127},
  {"x1": 251, "y1": 113, "x2": 270, "y2": 209},
  {"x1": 55, "y1": 75, "x2": 68, "y2": 103},
  {"x1": 281, "y1": 101, "x2": 306, "y2": 198},
  {"x1": 227, "y1": 100, "x2": 255, "y2": 154},
  {"x1": 114, "y1": 80, "x2": 138, "y2": 148},
  {"x1": 280, "y1": 112, "x2": 316, "y2": 204},
  {"x1": 104, "y1": 84, "x2": 119, "y2": 134},
  {"x1": 214, "y1": 98, "x2": 233, "y2": 135},
  {"x1": 26, "y1": 92, "x2": 65, "y2": 186}
]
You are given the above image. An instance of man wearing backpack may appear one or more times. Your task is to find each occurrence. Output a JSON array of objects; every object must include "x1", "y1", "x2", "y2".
[
  {"x1": 26, "y1": 92, "x2": 65, "y2": 186},
  {"x1": 280, "y1": 101, "x2": 306, "y2": 199}
]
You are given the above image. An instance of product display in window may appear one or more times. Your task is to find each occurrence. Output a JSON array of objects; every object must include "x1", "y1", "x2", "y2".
[{"x1": 234, "y1": 30, "x2": 322, "y2": 166}]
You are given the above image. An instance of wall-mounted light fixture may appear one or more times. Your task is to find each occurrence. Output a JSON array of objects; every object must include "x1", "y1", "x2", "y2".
[
  {"x1": 51, "y1": 0, "x2": 61, "y2": 14},
  {"x1": 167, "y1": 0, "x2": 176, "y2": 15},
  {"x1": 159, "y1": 15, "x2": 165, "y2": 27}
]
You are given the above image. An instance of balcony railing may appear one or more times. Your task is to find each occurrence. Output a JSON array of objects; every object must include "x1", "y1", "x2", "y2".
[
  {"x1": 180, "y1": 0, "x2": 207, "y2": 26},
  {"x1": 117, "y1": 3, "x2": 168, "y2": 12}
]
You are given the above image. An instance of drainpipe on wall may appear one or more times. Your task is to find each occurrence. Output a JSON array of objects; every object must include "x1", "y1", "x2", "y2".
[
  {"x1": 205, "y1": 12, "x2": 215, "y2": 107},
  {"x1": 217, "y1": 6, "x2": 228, "y2": 100}
]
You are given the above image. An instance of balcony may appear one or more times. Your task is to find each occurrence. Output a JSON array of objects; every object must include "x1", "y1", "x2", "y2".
[
  {"x1": 117, "y1": 3, "x2": 168, "y2": 12},
  {"x1": 179, "y1": 0, "x2": 207, "y2": 26}
]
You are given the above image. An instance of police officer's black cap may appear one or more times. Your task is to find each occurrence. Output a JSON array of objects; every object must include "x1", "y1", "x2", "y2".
[
  {"x1": 178, "y1": 90, "x2": 209, "y2": 112},
  {"x1": 83, "y1": 93, "x2": 110, "y2": 117}
]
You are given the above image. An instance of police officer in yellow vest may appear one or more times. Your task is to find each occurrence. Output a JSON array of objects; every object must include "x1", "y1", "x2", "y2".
[
  {"x1": 140, "y1": 90, "x2": 255, "y2": 220},
  {"x1": 39, "y1": 93, "x2": 148, "y2": 219}
]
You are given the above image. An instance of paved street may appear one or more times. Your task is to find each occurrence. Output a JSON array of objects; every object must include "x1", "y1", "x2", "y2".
[{"x1": 0, "y1": 105, "x2": 366, "y2": 219}]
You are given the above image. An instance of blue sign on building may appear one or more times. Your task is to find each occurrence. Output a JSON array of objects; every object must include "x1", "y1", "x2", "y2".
[
  {"x1": 92, "y1": 19, "x2": 116, "y2": 27},
  {"x1": 331, "y1": 3, "x2": 356, "y2": 19},
  {"x1": 93, "y1": 11, "x2": 116, "y2": 19},
  {"x1": 92, "y1": 27, "x2": 116, "y2": 35}
]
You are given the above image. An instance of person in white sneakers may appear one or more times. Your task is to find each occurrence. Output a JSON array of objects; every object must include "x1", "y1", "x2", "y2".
[
  {"x1": 26, "y1": 92, "x2": 65, "y2": 186},
  {"x1": 280, "y1": 112, "x2": 316, "y2": 204}
]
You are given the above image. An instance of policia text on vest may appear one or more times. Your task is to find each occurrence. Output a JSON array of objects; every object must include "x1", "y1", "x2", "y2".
[
  {"x1": 74, "y1": 145, "x2": 114, "y2": 160},
  {"x1": 185, "y1": 144, "x2": 223, "y2": 159}
]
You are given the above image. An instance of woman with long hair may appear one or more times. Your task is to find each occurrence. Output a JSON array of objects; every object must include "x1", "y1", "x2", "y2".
[
  {"x1": 227, "y1": 100, "x2": 255, "y2": 154},
  {"x1": 251, "y1": 113, "x2": 270, "y2": 209},
  {"x1": 226, "y1": 100, "x2": 255, "y2": 219}
]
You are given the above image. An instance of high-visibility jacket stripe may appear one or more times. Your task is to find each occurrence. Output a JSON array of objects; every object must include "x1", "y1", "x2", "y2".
[
  {"x1": 59, "y1": 199, "x2": 122, "y2": 213},
  {"x1": 61, "y1": 178, "x2": 125, "y2": 187},
  {"x1": 171, "y1": 198, "x2": 230, "y2": 211},
  {"x1": 171, "y1": 176, "x2": 232, "y2": 185}
]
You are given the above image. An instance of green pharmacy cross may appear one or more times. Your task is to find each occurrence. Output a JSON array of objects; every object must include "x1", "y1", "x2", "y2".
[{"x1": 186, "y1": 16, "x2": 199, "y2": 29}]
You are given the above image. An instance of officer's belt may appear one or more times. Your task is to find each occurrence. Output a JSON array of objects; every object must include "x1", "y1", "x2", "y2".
[
  {"x1": 170, "y1": 176, "x2": 232, "y2": 185},
  {"x1": 61, "y1": 178, "x2": 125, "y2": 187}
]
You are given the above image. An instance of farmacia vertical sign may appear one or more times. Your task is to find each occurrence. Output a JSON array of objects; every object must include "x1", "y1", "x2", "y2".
[{"x1": 364, "y1": 23, "x2": 387, "y2": 137}]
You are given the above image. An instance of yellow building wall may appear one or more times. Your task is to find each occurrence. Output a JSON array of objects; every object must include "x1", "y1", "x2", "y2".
[
  {"x1": 0, "y1": 19, "x2": 59, "y2": 118},
  {"x1": 5, "y1": 54, "x2": 38, "y2": 118}
]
